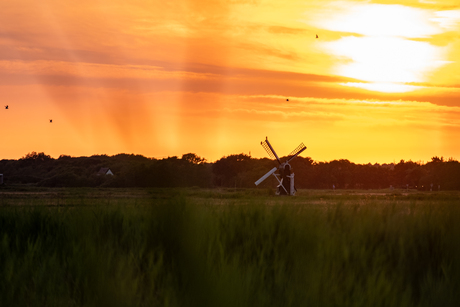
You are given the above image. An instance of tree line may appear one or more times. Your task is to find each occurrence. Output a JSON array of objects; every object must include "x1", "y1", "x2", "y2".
[{"x1": 1, "y1": 152, "x2": 459, "y2": 190}]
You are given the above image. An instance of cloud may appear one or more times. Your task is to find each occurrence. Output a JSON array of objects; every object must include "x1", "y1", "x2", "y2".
[
  {"x1": 432, "y1": 9, "x2": 460, "y2": 30},
  {"x1": 267, "y1": 26, "x2": 307, "y2": 35},
  {"x1": 221, "y1": 107, "x2": 345, "y2": 122},
  {"x1": 309, "y1": 2, "x2": 443, "y2": 38},
  {"x1": 0, "y1": 60, "x2": 215, "y2": 80},
  {"x1": 217, "y1": 93, "x2": 460, "y2": 127}
]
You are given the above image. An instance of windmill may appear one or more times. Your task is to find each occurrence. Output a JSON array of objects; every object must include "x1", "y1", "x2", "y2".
[{"x1": 255, "y1": 137, "x2": 306, "y2": 195}]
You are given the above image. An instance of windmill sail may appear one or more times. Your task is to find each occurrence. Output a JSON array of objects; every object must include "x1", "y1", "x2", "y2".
[
  {"x1": 261, "y1": 137, "x2": 281, "y2": 164},
  {"x1": 254, "y1": 167, "x2": 277, "y2": 186},
  {"x1": 286, "y1": 143, "x2": 307, "y2": 163}
]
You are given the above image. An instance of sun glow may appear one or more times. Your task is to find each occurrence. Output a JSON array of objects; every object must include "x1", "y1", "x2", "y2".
[
  {"x1": 312, "y1": 2, "x2": 451, "y2": 93},
  {"x1": 319, "y1": 4, "x2": 442, "y2": 38},
  {"x1": 324, "y1": 36, "x2": 446, "y2": 84}
]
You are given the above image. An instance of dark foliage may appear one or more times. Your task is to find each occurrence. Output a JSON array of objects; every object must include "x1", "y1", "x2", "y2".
[{"x1": 1, "y1": 152, "x2": 459, "y2": 189}]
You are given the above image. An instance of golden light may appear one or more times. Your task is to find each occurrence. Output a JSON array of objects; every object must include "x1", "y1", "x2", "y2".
[
  {"x1": 324, "y1": 36, "x2": 446, "y2": 83},
  {"x1": 311, "y1": 2, "x2": 451, "y2": 93},
  {"x1": 318, "y1": 3, "x2": 441, "y2": 37}
]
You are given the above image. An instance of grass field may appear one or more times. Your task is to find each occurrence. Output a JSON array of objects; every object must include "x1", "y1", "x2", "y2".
[{"x1": 1, "y1": 187, "x2": 460, "y2": 306}]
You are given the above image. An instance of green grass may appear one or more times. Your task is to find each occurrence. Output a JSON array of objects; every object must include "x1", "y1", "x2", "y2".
[{"x1": 1, "y1": 188, "x2": 460, "y2": 306}]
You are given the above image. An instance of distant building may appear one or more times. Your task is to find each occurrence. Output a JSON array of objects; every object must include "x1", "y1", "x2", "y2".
[{"x1": 97, "y1": 168, "x2": 114, "y2": 176}]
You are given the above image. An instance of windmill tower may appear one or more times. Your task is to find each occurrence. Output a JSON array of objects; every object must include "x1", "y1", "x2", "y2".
[{"x1": 255, "y1": 137, "x2": 307, "y2": 195}]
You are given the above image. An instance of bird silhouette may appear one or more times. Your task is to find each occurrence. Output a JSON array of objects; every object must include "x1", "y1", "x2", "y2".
[
  {"x1": 49, "y1": 119, "x2": 53, "y2": 123},
  {"x1": 286, "y1": 99, "x2": 289, "y2": 102},
  {"x1": 4, "y1": 105, "x2": 8, "y2": 109},
  {"x1": 316, "y1": 34, "x2": 318, "y2": 38}
]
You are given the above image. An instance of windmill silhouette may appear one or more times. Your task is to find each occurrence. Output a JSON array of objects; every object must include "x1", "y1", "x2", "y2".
[{"x1": 255, "y1": 137, "x2": 307, "y2": 195}]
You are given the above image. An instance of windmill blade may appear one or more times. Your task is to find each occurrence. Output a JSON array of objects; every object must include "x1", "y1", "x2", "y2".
[
  {"x1": 261, "y1": 137, "x2": 281, "y2": 164},
  {"x1": 286, "y1": 142, "x2": 307, "y2": 163},
  {"x1": 276, "y1": 178, "x2": 288, "y2": 194},
  {"x1": 277, "y1": 178, "x2": 283, "y2": 187},
  {"x1": 255, "y1": 167, "x2": 277, "y2": 186}
]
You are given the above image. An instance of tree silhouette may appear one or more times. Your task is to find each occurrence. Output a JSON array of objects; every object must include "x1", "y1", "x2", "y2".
[
  {"x1": 181, "y1": 153, "x2": 206, "y2": 164},
  {"x1": 1, "y1": 152, "x2": 460, "y2": 190}
]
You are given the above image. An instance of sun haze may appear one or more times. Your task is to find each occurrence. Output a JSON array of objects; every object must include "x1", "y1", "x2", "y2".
[{"x1": 1, "y1": 0, "x2": 459, "y2": 163}]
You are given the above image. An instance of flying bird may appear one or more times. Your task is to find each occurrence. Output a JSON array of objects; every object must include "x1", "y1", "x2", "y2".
[
  {"x1": 316, "y1": 34, "x2": 318, "y2": 39},
  {"x1": 4, "y1": 105, "x2": 8, "y2": 109},
  {"x1": 286, "y1": 99, "x2": 289, "y2": 102},
  {"x1": 49, "y1": 119, "x2": 53, "y2": 123}
]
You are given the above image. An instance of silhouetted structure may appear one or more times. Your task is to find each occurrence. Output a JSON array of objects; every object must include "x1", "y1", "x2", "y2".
[
  {"x1": 97, "y1": 167, "x2": 114, "y2": 176},
  {"x1": 255, "y1": 137, "x2": 307, "y2": 195}
]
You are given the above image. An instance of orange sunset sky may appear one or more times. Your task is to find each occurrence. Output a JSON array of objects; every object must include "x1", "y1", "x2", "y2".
[{"x1": 1, "y1": 0, "x2": 460, "y2": 163}]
